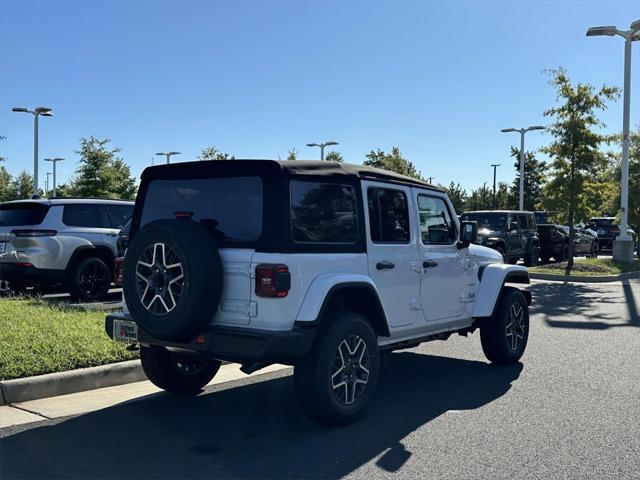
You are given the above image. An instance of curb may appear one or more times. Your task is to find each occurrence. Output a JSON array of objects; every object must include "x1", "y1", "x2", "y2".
[
  {"x1": 0, "y1": 360, "x2": 146, "y2": 405},
  {"x1": 529, "y1": 270, "x2": 640, "y2": 283}
]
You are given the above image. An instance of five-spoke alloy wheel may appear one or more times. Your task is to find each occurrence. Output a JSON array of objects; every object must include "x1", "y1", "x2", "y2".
[
  {"x1": 135, "y1": 242, "x2": 185, "y2": 315},
  {"x1": 480, "y1": 288, "x2": 529, "y2": 365}
]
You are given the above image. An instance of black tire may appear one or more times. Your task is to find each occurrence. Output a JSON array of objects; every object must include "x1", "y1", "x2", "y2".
[
  {"x1": 140, "y1": 346, "x2": 221, "y2": 393},
  {"x1": 540, "y1": 254, "x2": 550, "y2": 264},
  {"x1": 524, "y1": 244, "x2": 539, "y2": 267},
  {"x1": 68, "y1": 257, "x2": 112, "y2": 302},
  {"x1": 294, "y1": 312, "x2": 379, "y2": 426},
  {"x1": 480, "y1": 288, "x2": 529, "y2": 365},
  {"x1": 555, "y1": 243, "x2": 568, "y2": 262},
  {"x1": 123, "y1": 219, "x2": 223, "y2": 342},
  {"x1": 590, "y1": 241, "x2": 598, "y2": 258}
]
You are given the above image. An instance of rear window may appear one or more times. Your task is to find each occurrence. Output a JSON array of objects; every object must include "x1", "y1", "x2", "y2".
[
  {"x1": 290, "y1": 181, "x2": 357, "y2": 243},
  {"x1": 140, "y1": 177, "x2": 263, "y2": 242},
  {"x1": 0, "y1": 203, "x2": 49, "y2": 226}
]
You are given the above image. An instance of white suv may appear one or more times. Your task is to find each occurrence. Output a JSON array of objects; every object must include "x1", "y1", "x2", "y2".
[
  {"x1": 0, "y1": 198, "x2": 133, "y2": 300},
  {"x1": 106, "y1": 160, "x2": 531, "y2": 425}
]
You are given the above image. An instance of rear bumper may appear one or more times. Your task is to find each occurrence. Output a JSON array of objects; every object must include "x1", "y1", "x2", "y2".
[
  {"x1": 105, "y1": 312, "x2": 316, "y2": 365},
  {"x1": 0, "y1": 262, "x2": 66, "y2": 286}
]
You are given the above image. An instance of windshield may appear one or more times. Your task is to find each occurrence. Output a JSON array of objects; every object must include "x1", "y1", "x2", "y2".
[
  {"x1": 140, "y1": 177, "x2": 263, "y2": 242},
  {"x1": 0, "y1": 203, "x2": 49, "y2": 227},
  {"x1": 460, "y1": 212, "x2": 507, "y2": 231}
]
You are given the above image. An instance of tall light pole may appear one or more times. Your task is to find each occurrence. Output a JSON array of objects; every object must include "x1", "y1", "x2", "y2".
[
  {"x1": 491, "y1": 163, "x2": 501, "y2": 209},
  {"x1": 45, "y1": 172, "x2": 51, "y2": 196},
  {"x1": 155, "y1": 151, "x2": 181, "y2": 164},
  {"x1": 501, "y1": 125, "x2": 544, "y2": 210},
  {"x1": 306, "y1": 141, "x2": 338, "y2": 161},
  {"x1": 587, "y1": 20, "x2": 640, "y2": 263},
  {"x1": 12, "y1": 106, "x2": 54, "y2": 197},
  {"x1": 44, "y1": 158, "x2": 64, "y2": 197}
]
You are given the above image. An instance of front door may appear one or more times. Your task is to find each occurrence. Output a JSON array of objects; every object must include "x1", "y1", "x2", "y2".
[
  {"x1": 363, "y1": 181, "x2": 420, "y2": 327},
  {"x1": 507, "y1": 214, "x2": 523, "y2": 257}
]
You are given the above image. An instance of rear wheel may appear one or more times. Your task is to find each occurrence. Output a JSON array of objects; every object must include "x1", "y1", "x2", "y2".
[
  {"x1": 540, "y1": 253, "x2": 550, "y2": 264},
  {"x1": 68, "y1": 257, "x2": 112, "y2": 302},
  {"x1": 480, "y1": 288, "x2": 529, "y2": 365},
  {"x1": 140, "y1": 346, "x2": 221, "y2": 393},
  {"x1": 294, "y1": 312, "x2": 379, "y2": 426}
]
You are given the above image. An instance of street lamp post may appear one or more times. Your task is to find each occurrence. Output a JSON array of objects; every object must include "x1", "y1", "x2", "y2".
[
  {"x1": 501, "y1": 125, "x2": 544, "y2": 210},
  {"x1": 45, "y1": 172, "x2": 51, "y2": 196},
  {"x1": 44, "y1": 158, "x2": 64, "y2": 197},
  {"x1": 491, "y1": 163, "x2": 501, "y2": 209},
  {"x1": 587, "y1": 19, "x2": 640, "y2": 263},
  {"x1": 11, "y1": 106, "x2": 54, "y2": 197},
  {"x1": 155, "y1": 151, "x2": 181, "y2": 164},
  {"x1": 306, "y1": 141, "x2": 339, "y2": 161}
]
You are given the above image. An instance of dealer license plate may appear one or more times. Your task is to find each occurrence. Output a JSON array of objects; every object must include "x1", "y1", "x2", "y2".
[{"x1": 113, "y1": 319, "x2": 138, "y2": 343}]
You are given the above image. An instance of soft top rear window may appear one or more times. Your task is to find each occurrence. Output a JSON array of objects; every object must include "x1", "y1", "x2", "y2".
[
  {"x1": 140, "y1": 177, "x2": 263, "y2": 242},
  {"x1": 0, "y1": 203, "x2": 49, "y2": 226}
]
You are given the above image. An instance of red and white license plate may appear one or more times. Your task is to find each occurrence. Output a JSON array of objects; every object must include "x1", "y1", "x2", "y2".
[{"x1": 113, "y1": 319, "x2": 138, "y2": 343}]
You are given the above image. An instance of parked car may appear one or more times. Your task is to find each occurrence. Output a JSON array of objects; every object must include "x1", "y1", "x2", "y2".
[
  {"x1": 587, "y1": 217, "x2": 638, "y2": 253},
  {"x1": 106, "y1": 160, "x2": 531, "y2": 426},
  {"x1": 0, "y1": 198, "x2": 134, "y2": 300},
  {"x1": 113, "y1": 218, "x2": 131, "y2": 286},
  {"x1": 537, "y1": 224, "x2": 598, "y2": 263},
  {"x1": 459, "y1": 210, "x2": 540, "y2": 266}
]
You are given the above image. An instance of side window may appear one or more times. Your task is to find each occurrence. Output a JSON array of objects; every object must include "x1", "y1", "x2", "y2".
[
  {"x1": 367, "y1": 188, "x2": 410, "y2": 244},
  {"x1": 106, "y1": 205, "x2": 133, "y2": 229},
  {"x1": 508, "y1": 215, "x2": 518, "y2": 232},
  {"x1": 527, "y1": 215, "x2": 536, "y2": 230},
  {"x1": 62, "y1": 205, "x2": 99, "y2": 228},
  {"x1": 519, "y1": 215, "x2": 528, "y2": 230},
  {"x1": 290, "y1": 181, "x2": 357, "y2": 243},
  {"x1": 417, "y1": 194, "x2": 456, "y2": 244}
]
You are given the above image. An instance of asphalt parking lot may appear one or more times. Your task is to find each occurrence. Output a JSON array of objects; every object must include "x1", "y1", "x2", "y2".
[{"x1": 1, "y1": 278, "x2": 638, "y2": 480}]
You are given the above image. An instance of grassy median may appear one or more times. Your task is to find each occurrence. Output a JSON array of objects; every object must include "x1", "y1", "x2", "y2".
[
  {"x1": 0, "y1": 298, "x2": 138, "y2": 381},
  {"x1": 529, "y1": 257, "x2": 640, "y2": 276}
]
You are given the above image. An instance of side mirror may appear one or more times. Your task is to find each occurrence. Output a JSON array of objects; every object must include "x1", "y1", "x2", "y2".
[{"x1": 458, "y1": 221, "x2": 478, "y2": 248}]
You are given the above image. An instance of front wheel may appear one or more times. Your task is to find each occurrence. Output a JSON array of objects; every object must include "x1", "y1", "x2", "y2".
[
  {"x1": 294, "y1": 312, "x2": 379, "y2": 426},
  {"x1": 140, "y1": 346, "x2": 221, "y2": 393},
  {"x1": 480, "y1": 288, "x2": 529, "y2": 365}
]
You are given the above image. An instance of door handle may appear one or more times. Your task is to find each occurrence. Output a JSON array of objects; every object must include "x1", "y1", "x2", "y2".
[
  {"x1": 376, "y1": 261, "x2": 395, "y2": 271},
  {"x1": 423, "y1": 260, "x2": 438, "y2": 269}
]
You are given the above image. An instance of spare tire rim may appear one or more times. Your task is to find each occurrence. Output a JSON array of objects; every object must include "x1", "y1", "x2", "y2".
[
  {"x1": 135, "y1": 242, "x2": 184, "y2": 315},
  {"x1": 505, "y1": 302, "x2": 526, "y2": 351},
  {"x1": 331, "y1": 334, "x2": 370, "y2": 406}
]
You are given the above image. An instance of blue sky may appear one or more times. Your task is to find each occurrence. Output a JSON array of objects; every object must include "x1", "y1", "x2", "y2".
[{"x1": 1, "y1": 0, "x2": 638, "y2": 191}]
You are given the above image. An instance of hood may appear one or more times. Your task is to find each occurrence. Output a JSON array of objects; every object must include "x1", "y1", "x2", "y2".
[{"x1": 468, "y1": 244, "x2": 504, "y2": 265}]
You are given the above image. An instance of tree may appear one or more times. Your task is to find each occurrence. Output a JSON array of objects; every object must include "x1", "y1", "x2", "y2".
[
  {"x1": 69, "y1": 136, "x2": 137, "y2": 199},
  {"x1": 198, "y1": 146, "x2": 234, "y2": 161},
  {"x1": 324, "y1": 151, "x2": 344, "y2": 162},
  {"x1": 0, "y1": 162, "x2": 12, "y2": 201},
  {"x1": 466, "y1": 184, "x2": 492, "y2": 211},
  {"x1": 444, "y1": 182, "x2": 467, "y2": 214},
  {"x1": 286, "y1": 147, "x2": 298, "y2": 161},
  {"x1": 9, "y1": 170, "x2": 35, "y2": 200},
  {"x1": 363, "y1": 147, "x2": 422, "y2": 180},
  {"x1": 541, "y1": 68, "x2": 619, "y2": 274},
  {"x1": 495, "y1": 181, "x2": 510, "y2": 210},
  {"x1": 507, "y1": 147, "x2": 547, "y2": 211}
]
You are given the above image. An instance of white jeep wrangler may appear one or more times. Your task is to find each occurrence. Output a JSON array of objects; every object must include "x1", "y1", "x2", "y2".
[{"x1": 106, "y1": 160, "x2": 531, "y2": 425}]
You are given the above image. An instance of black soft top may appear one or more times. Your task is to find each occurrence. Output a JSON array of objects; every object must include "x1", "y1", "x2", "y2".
[{"x1": 141, "y1": 159, "x2": 442, "y2": 192}]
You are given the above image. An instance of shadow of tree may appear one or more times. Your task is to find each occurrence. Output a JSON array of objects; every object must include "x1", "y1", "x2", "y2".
[{"x1": 0, "y1": 352, "x2": 522, "y2": 479}]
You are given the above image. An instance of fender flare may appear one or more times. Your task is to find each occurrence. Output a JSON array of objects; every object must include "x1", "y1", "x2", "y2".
[{"x1": 473, "y1": 264, "x2": 530, "y2": 318}]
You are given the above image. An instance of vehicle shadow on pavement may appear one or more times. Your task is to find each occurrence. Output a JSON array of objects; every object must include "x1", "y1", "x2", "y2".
[
  {"x1": 0, "y1": 353, "x2": 522, "y2": 479},
  {"x1": 529, "y1": 280, "x2": 639, "y2": 330}
]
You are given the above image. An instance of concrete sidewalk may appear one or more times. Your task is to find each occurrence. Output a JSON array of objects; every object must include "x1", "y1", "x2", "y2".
[{"x1": 0, "y1": 363, "x2": 290, "y2": 429}]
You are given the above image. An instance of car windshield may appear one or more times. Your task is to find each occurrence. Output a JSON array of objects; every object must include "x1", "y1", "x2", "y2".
[
  {"x1": 140, "y1": 177, "x2": 263, "y2": 242},
  {"x1": 460, "y1": 212, "x2": 507, "y2": 230},
  {"x1": 0, "y1": 203, "x2": 49, "y2": 226}
]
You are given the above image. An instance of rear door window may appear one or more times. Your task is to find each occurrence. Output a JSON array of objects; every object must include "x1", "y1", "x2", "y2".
[
  {"x1": 290, "y1": 181, "x2": 358, "y2": 243},
  {"x1": 62, "y1": 205, "x2": 100, "y2": 227},
  {"x1": 0, "y1": 203, "x2": 49, "y2": 226},
  {"x1": 367, "y1": 188, "x2": 410, "y2": 244},
  {"x1": 518, "y1": 215, "x2": 528, "y2": 230},
  {"x1": 106, "y1": 205, "x2": 133, "y2": 229}
]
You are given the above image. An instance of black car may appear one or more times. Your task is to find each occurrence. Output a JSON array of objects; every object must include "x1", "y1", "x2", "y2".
[
  {"x1": 587, "y1": 217, "x2": 637, "y2": 253},
  {"x1": 459, "y1": 210, "x2": 540, "y2": 266},
  {"x1": 537, "y1": 224, "x2": 598, "y2": 263}
]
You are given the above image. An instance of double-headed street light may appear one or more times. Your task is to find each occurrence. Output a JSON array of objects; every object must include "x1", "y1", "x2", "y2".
[
  {"x1": 155, "y1": 151, "x2": 181, "y2": 164},
  {"x1": 12, "y1": 106, "x2": 54, "y2": 197},
  {"x1": 44, "y1": 158, "x2": 65, "y2": 197},
  {"x1": 501, "y1": 125, "x2": 544, "y2": 211},
  {"x1": 306, "y1": 141, "x2": 338, "y2": 161},
  {"x1": 587, "y1": 19, "x2": 640, "y2": 263}
]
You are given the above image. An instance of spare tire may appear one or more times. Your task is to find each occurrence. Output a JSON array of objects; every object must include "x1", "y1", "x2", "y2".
[{"x1": 123, "y1": 219, "x2": 223, "y2": 341}]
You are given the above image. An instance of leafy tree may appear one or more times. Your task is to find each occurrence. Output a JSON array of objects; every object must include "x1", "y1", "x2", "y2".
[
  {"x1": 324, "y1": 151, "x2": 344, "y2": 162},
  {"x1": 198, "y1": 146, "x2": 234, "y2": 161},
  {"x1": 444, "y1": 182, "x2": 467, "y2": 214},
  {"x1": 9, "y1": 170, "x2": 36, "y2": 200},
  {"x1": 0, "y1": 135, "x2": 6, "y2": 162},
  {"x1": 540, "y1": 68, "x2": 619, "y2": 273},
  {"x1": 507, "y1": 147, "x2": 547, "y2": 211},
  {"x1": 286, "y1": 147, "x2": 298, "y2": 161},
  {"x1": 68, "y1": 136, "x2": 137, "y2": 200},
  {"x1": 466, "y1": 184, "x2": 492, "y2": 211},
  {"x1": 363, "y1": 147, "x2": 422, "y2": 180},
  {"x1": 495, "y1": 181, "x2": 511, "y2": 210},
  {"x1": 0, "y1": 162, "x2": 12, "y2": 201}
]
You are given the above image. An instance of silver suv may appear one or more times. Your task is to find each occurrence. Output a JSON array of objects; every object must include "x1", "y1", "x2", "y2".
[{"x1": 0, "y1": 198, "x2": 133, "y2": 300}]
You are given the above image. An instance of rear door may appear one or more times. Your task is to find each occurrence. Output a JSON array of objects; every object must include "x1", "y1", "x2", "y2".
[
  {"x1": 507, "y1": 214, "x2": 522, "y2": 256},
  {"x1": 363, "y1": 181, "x2": 420, "y2": 328}
]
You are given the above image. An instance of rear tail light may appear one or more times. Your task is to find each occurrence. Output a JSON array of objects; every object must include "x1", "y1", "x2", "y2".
[
  {"x1": 11, "y1": 262, "x2": 33, "y2": 267},
  {"x1": 611, "y1": 226, "x2": 620, "y2": 233},
  {"x1": 114, "y1": 257, "x2": 125, "y2": 285},
  {"x1": 255, "y1": 264, "x2": 291, "y2": 298},
  {"x1": 11, "y1": 229, "x2": 57, "y2": 237}
]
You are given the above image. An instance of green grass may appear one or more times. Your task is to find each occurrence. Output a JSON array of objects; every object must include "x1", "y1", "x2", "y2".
[
  {"x1": 529, "y1": 257, "x2": 640, "y2": 276},
  {"x1": 0, "y1": 298, "x2": 138, "y2": 381}
]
